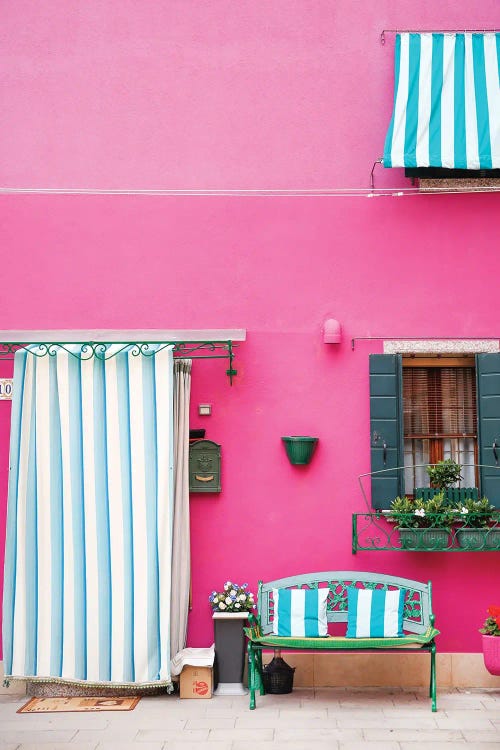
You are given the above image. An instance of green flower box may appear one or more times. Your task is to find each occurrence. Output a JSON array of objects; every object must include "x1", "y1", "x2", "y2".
[
  {"x1": 399, "y1": 528, "x2": 450, "y2": 551},
  {"x1": 456, "y1": 528, "x2": 500, "y2": 550}
]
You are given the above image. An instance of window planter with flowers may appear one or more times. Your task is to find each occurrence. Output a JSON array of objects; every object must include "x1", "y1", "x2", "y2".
[
  {"x1": 209, "y1": 582, "x2": 255, "y2": 695},
  {"x1": 353, "y1": 497, "x2": 500, "y2": 552},
  {"x1": 480, "y1": 606, "x2": 500, "y2": 676},
  {"x1": 388, "y1": 493, "x2": 454, "y2": 550},
  {"x1": 352, "y1": 459, "x2": 500, "y2": 552},
  {"x1": 455, "y1": 498, "x2": 500, "y2": 550}
]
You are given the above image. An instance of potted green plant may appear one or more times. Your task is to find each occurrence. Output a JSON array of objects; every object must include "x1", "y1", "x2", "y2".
[
  {"x1": 454, "y1": 497, "x2": 500, "y2": 550},
  {"x1": 389, "y1": 492, "x2": 454, "y2": 550},
  {"x1": 209, "y1": 581, "x2": 255, "y2": 695},
  {"x1": 415, "y1": 459, "x2": 470, "y2": 501},
  {"x1": 479, "y1": 606, "x2": 500, "y2": 676},
  {"x1": 426, "y1": 459, "x2": 463, "y2": 491}
]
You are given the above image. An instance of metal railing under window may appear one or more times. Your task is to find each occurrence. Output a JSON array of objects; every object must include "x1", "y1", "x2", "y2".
[{"x1": 352, "y1": 463, "x2": 500, "y2": 552}]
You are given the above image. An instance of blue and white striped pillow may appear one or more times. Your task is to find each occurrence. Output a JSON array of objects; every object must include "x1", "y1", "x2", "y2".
[
  {"x1": 346, "y1": 587, "x2": 406, "y2": 638},
  {"x1": 272, "y1": 588, "x2": 328, "y2": 637}
]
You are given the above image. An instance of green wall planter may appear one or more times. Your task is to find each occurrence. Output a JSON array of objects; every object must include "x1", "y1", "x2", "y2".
[
  {"x1": 399, "y1": 528, "x2": 450, "y2": 550},
  {"x1": 282, "y1": 436, "x2": 318, "y2": 465},
  {"x1": 456, "y1": 528, "x2": 500, "y2": 550}
]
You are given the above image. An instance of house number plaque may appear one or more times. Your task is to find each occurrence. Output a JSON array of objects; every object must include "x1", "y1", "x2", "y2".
[{"x1": 0, "y1": 379, "x2": 13, "y2": 400}]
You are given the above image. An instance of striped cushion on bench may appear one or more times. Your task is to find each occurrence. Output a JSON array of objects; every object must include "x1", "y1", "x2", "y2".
[
  {"x1": 272, "y1": 587, "x2": 328, "y2": 637},
  {"x1": 346, "y1": 587, "x2": 406, "y2": 638}
]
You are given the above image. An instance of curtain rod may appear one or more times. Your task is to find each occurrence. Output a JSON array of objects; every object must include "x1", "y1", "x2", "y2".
[
  {"x1": 381, "y1": 28, "x2": 500, "y2": 44},
  {"x1": 0, "y1": 340, "x2": 239, "y2": 384}
]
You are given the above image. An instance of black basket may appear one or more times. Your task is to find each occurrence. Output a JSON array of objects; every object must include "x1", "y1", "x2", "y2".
[
  {"x1": 262, "y1": 656, "x2": 295, "y2": 694},
  {"x1": 189, "y1": 429, "x2": 206, "y2": 440}
]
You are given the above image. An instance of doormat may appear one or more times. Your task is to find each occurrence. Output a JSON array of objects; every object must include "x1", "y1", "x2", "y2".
[{"x1": 18, "y1": 696, "x2": 141, "y2": 713}]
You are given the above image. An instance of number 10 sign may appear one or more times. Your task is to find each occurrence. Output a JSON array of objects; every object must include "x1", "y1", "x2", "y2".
[{"x1": 0, "y1": 379, "x2": 13, "y2": 400}]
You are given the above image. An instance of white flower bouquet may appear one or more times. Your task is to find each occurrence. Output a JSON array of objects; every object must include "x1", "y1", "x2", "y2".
[{"x1": 209, "y1": 581, "x2": 255, "y2": 612}]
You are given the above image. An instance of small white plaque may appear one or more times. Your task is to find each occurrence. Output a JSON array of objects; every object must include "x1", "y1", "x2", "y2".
[{"x1": 0, "y1": 379, "x2": 13, "y2": 400}]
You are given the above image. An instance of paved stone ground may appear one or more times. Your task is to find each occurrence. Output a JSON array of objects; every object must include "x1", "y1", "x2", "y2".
[{"x1": 1, "y1": 687, "x2": 499, "y2": 749}]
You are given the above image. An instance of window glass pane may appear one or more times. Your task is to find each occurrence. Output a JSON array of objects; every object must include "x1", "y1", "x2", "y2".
[
  {"x1": 403, "y1": 364, "x2": 478, "y2": 491},
  {"x1": 441, "y1": 368, "x2": 477, "y2": 434},
  {"x1": 443, "y1": 437, "x2": 476, "y2": 486},
  {"x1": 460, "y1": 438, "x2": 476, "y2": 487},
  {"x1": 403, "y1": 366, "x2": 477, "y2": 437},
  {"x1": 404, "y1": 438, "x2": 430, "y2": 494}
]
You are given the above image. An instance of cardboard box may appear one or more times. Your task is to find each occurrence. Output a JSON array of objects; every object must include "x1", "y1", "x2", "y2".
[{"x1": 179, "y1": 665, "x2": 213, "y2": 699}]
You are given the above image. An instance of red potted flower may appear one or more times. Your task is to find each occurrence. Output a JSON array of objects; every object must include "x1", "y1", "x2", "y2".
[{"x1": 479, "y1": 606, "x2": 500, "y2": 676}]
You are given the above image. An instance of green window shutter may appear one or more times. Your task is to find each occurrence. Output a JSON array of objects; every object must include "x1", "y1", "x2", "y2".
[
  {"x1": 476, "y1": 353, "x2": 500, "y2": 508},
  {"x1": 369, "y1": 354, "x2": 404, "y2": 509}
]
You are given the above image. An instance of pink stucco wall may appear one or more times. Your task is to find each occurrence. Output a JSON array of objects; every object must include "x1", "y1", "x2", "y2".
[{"x1": 1, "y1": 1, "x2": 500, "y2": 659}]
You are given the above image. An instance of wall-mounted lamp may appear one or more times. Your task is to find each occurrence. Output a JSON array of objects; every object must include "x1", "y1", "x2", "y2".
[
  {"x1": 198, "y1": 404, "x2": 212, "y2": 416},
  {"x1": 323, "y1": 318, "x2": 342, "y2": 344}
]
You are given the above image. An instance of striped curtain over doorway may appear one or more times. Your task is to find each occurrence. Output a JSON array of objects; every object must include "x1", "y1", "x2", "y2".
[{"x1": 2, "y1": 344, "x2": 174, "y2": 686}]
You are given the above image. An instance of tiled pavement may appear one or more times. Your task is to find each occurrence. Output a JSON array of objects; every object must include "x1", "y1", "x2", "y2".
[{"x1": 1, "y1": 687, "x2": 500, "y2": 749}]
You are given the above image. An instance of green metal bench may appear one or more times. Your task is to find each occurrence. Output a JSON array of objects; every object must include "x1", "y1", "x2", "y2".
[{"x1": 246, "y1": 571, "x2": 439, "y2": 711}]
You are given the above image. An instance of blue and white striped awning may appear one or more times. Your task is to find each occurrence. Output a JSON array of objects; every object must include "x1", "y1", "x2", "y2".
[{"x1": 383, "y1": 33, "x2": 500, "y2": 169}]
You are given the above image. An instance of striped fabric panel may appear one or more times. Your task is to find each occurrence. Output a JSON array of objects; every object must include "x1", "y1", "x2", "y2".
[
  {"x1": 383, "y1": 32, "x2": 500, "y2": 169},
  {"x1": 272, "y1": 588, "x2": 328, "y2": 637},
  {"x1": 346, "y1": 587, "x2": 406, "y2": 638},
  {"x1": 2, "y1": 345, "x2": 174, "y2": 685}
]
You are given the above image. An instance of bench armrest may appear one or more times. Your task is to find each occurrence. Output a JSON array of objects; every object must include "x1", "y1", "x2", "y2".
[{"x1": 247, "y1": 612, "x2": 262, "y2": 639}]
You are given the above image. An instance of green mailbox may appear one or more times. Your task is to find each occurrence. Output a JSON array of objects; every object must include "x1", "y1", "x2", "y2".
[{"x1": 189, "y1": 439, "x2": 221, "y2": 493}]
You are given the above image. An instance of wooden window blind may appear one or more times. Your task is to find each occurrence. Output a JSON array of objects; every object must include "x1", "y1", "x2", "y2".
[{"x1": 403, "y1": 366, "x2": 477, "y2": 438}]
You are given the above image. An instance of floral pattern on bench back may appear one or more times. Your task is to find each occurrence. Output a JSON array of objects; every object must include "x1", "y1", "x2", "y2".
[{"x1": 259, "y1": 572, "x2": 431, "y2": 636}]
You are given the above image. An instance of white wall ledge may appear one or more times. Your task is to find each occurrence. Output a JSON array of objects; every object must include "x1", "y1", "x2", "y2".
[
  {"x1": 0, "y1": 329, "x2": 246, "y2": 343},
  {"x1": 383, "y1": 339, "x2": 499, "y2": 354}
]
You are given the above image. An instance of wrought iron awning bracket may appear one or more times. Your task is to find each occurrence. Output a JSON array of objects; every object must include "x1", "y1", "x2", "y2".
[{"x1": 0, "y1": 340, "x2": 239, "y2": 384}]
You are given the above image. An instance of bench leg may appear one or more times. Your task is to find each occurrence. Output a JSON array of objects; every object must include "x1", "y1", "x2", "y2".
[
  {"x1": 247, "y1": 643, "x2": 256, "y2": 710},
  {"x1": 429, "y1": 642, "x2": 437, "y2": 712},
  {"x1": 257, "y1": 649, "x2": 265, "y2": 695}
]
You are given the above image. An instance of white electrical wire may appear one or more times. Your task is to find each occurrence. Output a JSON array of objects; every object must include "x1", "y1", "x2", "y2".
[{"x1": 0, "y1": 186, "x2": 499, "y2": 198}]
